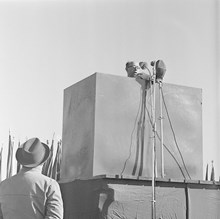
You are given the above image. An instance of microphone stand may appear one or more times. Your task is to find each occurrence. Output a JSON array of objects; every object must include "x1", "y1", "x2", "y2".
[
  {"x1": 158, "y1": 81, "x2": 165, "y2": 178},
  {"x1": 151, "y1": 66, "x2": 157, "y2": 219},
  {"x1": 149, "y1": 60, "x2": 166, "y2": 218}
]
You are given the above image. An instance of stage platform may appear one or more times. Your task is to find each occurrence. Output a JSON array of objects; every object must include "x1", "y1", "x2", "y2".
[{"x1": 59, "y1": 175, "x2": 220, "y2": 219}]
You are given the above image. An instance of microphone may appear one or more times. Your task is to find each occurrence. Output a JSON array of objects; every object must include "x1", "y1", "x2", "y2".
[
  {"x1": 139, "y1": 61, "x2": 148, "y2": 70},
  {"x1": 155, "y1": 60, "x2": 166, "y2": 81},
  {"x1": 150, "y1": 61, "x2": 156, "y2": 66},
  {"x1": 136, "y1": 62, "x2": 151, "y2": 80}
]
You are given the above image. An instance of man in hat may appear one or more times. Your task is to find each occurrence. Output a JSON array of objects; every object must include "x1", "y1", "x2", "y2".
[{"x1": 0, "y1": 137, "x2": 63, "y2": 219}]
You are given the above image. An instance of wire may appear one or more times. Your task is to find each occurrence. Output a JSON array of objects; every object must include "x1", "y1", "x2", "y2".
[
  {"x1": 120, "y1": 79, "x2": 189, "y2": 179},
  {"x1": 120, "y1": 87, "x2": 143, "y2": 175},
  {"x1": 146, "y1": 80, "x2": 186, "y2": 178},
  {"x1": 145, "y1": 105, "x2": 186, "y2": 179},
  {"x1": 161, "y1": 88, "x2": 191, "y2": 179}
]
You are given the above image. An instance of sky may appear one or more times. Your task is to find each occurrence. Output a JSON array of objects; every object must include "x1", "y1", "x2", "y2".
[{"x1": 0, "y1": 0, "x2": 219, "y2": 179}]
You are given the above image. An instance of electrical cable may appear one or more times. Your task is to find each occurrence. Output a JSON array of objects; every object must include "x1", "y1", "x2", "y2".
[
  {"x1": 138, "y1": 84, "x2": 147, "y2": 176},
  {"x1": 120, "y1": 87, "x2": 143, "y2": 175},
  {"x1": 145, "y1": 80, "x2": 186, "y2": 178},
  {"x1": 161, "y1": 88, "x2": 191, "y2": 179},
  {"x1": 120, "y1": 74, "x2": 188, "y2": 179},
  {"x1": 145, "y1": 106, "x2": 186, "y2": 178}
]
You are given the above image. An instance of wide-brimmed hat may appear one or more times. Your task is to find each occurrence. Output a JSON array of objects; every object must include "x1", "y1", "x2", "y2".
[{"x1": 16, "y1": 137, "x2": 50, "y2": 168}]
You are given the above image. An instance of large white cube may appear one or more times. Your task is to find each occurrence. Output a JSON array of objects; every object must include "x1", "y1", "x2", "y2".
[{"x1": 61, "y1": 73, "x2": 203, "y2": 182}]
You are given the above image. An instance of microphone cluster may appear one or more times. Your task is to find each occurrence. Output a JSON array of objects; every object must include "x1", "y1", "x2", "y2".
[{"x1": 138, "y1": 59, "x2": 167, "y2": 82}]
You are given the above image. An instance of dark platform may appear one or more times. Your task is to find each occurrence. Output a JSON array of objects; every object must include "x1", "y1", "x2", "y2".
[{"x1": 60, "y1": 175, "x2": 220, "y2": 219}]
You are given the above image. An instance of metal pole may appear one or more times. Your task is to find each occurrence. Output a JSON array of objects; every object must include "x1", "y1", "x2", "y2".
[
  {"x1": 151, "y1": 67, "x2": 156, "y2": 219},
  {"x1": 159, "y1": 82, "x2": 165, "y2": 178}
]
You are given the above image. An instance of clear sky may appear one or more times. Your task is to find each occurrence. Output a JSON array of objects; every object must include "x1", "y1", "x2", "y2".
[{"x1": 0, "y1": 0, "x2": 219, "y2": 179}]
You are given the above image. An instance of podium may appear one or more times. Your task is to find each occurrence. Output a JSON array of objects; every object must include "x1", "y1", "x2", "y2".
[{"x1": 60, "y1": 73, "x2": 203, "y2": 182}]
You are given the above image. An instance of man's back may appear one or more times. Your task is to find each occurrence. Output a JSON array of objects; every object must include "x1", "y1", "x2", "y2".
[{"x1": 0, "y1": 166, "x2": 63, "y2": 219}]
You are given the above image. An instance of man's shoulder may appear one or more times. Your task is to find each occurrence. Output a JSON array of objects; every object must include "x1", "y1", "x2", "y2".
[
  {"x1": 40, "y1": 174, "x2": 59, "y2": 184},
  {"x1": 0, "y1": 173, "x2": 19, "y2": 184},
  {"x1": 0, "y1": 177, "x2": 9, "y2": 187},
  {"x1": 30, "y1": 172, "x2": 59, "y2": 187},
  {"x1": 0, "y1": 174, "x2": 19, "y2": 192}
]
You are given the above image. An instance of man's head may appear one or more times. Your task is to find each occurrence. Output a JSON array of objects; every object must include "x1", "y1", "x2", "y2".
[
  {"x1": 16, "y1": 137, "x2": 50, "y2": 168},
  {"x1": 125, "y1": 61, "x2": 142, "y2": 77}
]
